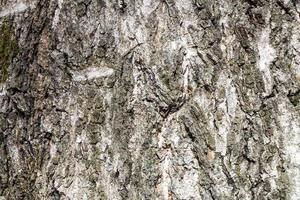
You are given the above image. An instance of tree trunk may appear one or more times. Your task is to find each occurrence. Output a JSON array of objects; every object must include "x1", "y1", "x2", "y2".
[{"x1": 0, "y1": 0, "x2": 300, "y2": 199}]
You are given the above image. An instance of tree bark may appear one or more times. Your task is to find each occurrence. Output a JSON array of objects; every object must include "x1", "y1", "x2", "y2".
[{"x1": 0, "y1": 0, "x2": 300, "y2": 199}]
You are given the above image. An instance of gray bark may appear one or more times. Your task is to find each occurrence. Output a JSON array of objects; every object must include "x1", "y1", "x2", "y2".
[{"x1": 0, "y1": 0, "x2": 300, "y2": 199}]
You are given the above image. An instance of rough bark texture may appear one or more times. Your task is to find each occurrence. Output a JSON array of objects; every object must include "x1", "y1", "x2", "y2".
[{"x1": 0, "y1": 0, "x2": 300, "y2": 199}]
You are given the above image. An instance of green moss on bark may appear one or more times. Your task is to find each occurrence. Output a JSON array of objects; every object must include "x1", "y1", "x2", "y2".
[{"x1": 0, "y1": 20, "x2": 18, "y2": 83}]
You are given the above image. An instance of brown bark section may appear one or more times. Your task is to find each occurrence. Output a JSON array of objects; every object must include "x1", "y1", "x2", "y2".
[{"x1": 0, "y1": 0, "x2": 299, "y2": 199}]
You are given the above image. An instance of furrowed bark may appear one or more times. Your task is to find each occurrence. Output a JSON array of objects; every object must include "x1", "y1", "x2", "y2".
[{"x1": 0, "y1": 0, "x2": 299, "y2": 199}]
